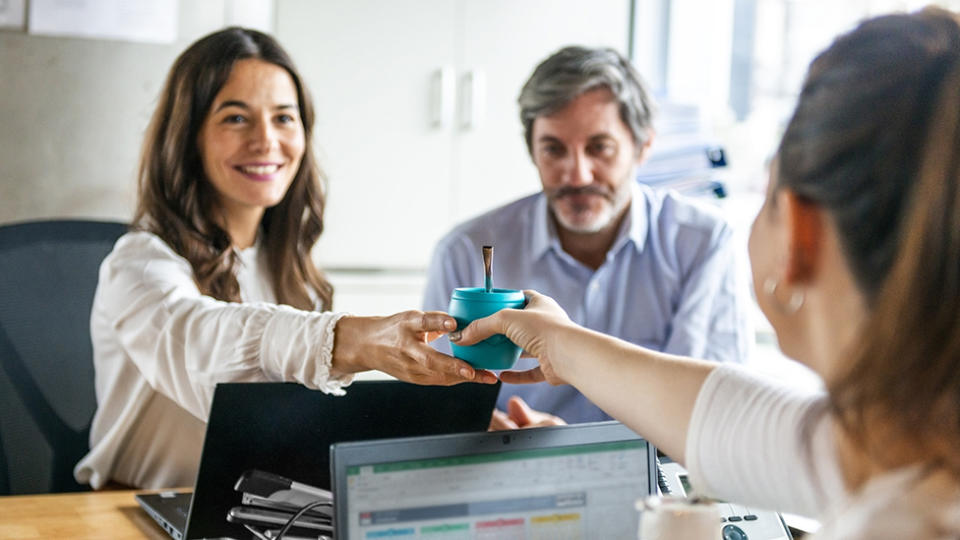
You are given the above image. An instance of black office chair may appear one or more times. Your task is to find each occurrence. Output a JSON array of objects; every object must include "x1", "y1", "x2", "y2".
[{"x1": 0, "y1": 219, "x2": 127, "y2": 494}]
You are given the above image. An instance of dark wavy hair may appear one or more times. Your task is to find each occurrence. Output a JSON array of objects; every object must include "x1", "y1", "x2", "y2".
[
  {"x1": 133, "y1": 27, "x2": 332, "y2": 310},
  {"x1": 778, "y1": 8, "x2": 960, "y2": 474}
]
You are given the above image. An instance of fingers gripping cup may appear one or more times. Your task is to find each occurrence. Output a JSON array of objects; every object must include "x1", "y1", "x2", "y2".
[{"x1": 448, "y1": 287, "x2": 525, "y2": 370}]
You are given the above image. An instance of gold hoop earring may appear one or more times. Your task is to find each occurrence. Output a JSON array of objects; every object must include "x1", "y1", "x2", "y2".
[{"x1": 763, "y1": 277, "x2": 804, "y2": 314}]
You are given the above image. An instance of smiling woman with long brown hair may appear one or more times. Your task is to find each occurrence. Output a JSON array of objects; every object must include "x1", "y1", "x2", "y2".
[
  {"x1": 454, "y1": 7, "x2": 960, "y2": 538},
  {"x1": 73, "y1": 27, "x2": 495, "y2": 490}
]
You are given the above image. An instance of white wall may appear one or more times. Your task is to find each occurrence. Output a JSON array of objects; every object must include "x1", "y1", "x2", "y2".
[{"x1": 275, "y1": 0, "x2": 630, "y2": 269}]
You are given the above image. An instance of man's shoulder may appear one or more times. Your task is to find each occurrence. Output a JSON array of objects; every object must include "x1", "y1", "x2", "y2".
[
  {"x1": 639, "y1": 185, "x2": 730, "y2": 237},
  {"x1": 632, "y1": 185, "x2": 735, "y2": 266}
]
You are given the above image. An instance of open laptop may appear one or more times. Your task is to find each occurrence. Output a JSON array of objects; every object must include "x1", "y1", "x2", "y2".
[
  {"x1": 137, "y1": 379, "x2": 501, "y2": 539},
  {"x1": 330, "y1": 421, "x2": 657, "y2": 539}
]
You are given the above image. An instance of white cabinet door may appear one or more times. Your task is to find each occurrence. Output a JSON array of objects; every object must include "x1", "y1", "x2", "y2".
[
  {"x1": 277, "y1": 0, "x2": 630, "y2": 269},
  {"x1": 453, "y1": 0, "x2": 631, "y2": 222},
  {"x1": 277, "y1": 0, "x2": 459, "y2": 269}
]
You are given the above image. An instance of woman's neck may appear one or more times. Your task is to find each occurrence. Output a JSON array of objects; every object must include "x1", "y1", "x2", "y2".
[
  {"x1": 221, "y1": 207, "x2": 264, "y2": 249},
  {"x1": 795, "y1": 217, "x2": 868, "y2": 380}
]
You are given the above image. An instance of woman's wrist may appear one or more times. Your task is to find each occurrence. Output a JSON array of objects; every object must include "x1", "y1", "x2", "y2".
[
  {"x1": 331, "y1": 315, "x2": 367, "y2": 376},
  {"x1": 549, "y1": 322, "x2": 593, "y2": 383}
]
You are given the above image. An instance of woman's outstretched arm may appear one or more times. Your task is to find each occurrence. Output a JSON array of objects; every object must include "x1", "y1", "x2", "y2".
[{"x1": 451, "y1": 290, "x2": 717, "y2": 461}]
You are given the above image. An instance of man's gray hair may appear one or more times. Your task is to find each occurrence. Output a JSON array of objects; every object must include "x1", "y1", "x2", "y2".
[{"x1": 518, "y1": 46, "x2": 656, "y2": 154}]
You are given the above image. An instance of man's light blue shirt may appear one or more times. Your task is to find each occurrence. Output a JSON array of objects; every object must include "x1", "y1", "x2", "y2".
[{"x1": 423, "y1": 182, "x2": 753, "y2": 423}]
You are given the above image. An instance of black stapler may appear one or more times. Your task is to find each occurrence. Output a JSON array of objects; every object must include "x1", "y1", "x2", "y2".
[
  {"x1": 227, "y1": 469, "x2": 334, "y2": 538},
  {"x1": 234, "y1": 469, "x2": 332, "y2": 515}
]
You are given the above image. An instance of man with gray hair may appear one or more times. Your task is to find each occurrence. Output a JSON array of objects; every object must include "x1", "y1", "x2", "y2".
[{"x1": 423, "y1": 46, "x2": 752, "y2": 428}]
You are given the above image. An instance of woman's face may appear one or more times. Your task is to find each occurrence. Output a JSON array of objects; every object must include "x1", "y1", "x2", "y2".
[{"x1": 198, "y1": 58, "x2": 306, "y2": 224}]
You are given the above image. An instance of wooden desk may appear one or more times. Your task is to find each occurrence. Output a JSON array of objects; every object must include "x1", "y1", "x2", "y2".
[{"x1": 0, "y1": 489, "x2": 174, "y2": 540}]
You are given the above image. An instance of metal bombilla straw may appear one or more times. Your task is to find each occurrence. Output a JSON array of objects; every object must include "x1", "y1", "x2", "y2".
[{"x1": 482, "y1": 245, "x2": 493, "y2": 292}]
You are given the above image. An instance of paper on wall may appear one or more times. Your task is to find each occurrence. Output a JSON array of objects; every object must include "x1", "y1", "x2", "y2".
[
  {"x1": 0, "y1": 0, "x2": 27, "y2": 30},
  {"x1": 28, "y1": 0, "x2": 177, "y2": 44}
]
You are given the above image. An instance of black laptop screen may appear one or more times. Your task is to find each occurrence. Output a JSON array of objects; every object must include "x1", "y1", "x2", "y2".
[{"x1": 183, "y1": 380, "x2": 500, "y2": 539}]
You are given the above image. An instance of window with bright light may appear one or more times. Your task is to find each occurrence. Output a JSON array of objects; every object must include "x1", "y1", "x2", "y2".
[{"x1": 634, "y1": 0, "x2": 960, "y2": 193}]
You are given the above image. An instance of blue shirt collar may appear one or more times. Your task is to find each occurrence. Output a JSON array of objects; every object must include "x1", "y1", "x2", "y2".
[{"x1": 531, "y1": 182, "x2": 650, "y2": 263}]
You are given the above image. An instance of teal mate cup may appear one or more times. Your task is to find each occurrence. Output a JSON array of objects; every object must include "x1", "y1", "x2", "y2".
[{"x1": 448, "y1": 287, "x2": 525, "y2": 370}]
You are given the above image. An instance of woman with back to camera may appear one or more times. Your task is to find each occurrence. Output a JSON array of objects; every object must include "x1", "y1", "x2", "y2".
[
  {"x1": 453, "y1": 7, "x2": 960, "y2": 537},
  {"x1": 73, "y1": 27, "x2": 496, "y2": 490}
]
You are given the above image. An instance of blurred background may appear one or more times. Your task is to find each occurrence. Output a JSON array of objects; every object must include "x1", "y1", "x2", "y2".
[{"x1": 2, "y1": 0, "x2": 957, "y2": 384}]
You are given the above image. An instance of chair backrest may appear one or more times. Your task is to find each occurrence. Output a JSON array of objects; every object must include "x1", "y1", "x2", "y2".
[{"x1": 0, "y1": 219, "x2": 127, "y2": 494}]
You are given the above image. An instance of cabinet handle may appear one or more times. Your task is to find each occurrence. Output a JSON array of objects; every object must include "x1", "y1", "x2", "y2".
[
  {"x1": 460, "y1": 69, "x2": 486, "y2": 131},
  {"x1": 431, "y1": 67, "x2": 455, "y2": 129}
]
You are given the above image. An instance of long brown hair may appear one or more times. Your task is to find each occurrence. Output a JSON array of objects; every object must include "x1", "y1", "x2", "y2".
[
  {"x1": 134, "y1": 27, "x2": 332, "y2": 310},
  {"x1": 777, "y1": 8, "x2": 960, "y2": 473}
]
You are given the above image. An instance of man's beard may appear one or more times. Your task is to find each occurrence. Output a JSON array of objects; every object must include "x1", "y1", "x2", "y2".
[{"x1": 547, "y1": 184, "x2": 631, "y2": 234}]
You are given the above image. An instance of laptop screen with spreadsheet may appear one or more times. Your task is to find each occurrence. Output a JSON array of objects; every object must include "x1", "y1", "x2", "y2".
[{"x1": 330, "y1": 421, "x2": 657, "y2": 539}]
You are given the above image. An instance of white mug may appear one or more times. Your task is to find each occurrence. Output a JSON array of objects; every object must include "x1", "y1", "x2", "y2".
[{"x1": 636, "y1": 495, "x2": 721, "y2": 539}]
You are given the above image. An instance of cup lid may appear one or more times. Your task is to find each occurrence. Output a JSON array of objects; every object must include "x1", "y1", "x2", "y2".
[{"x1": 451, "y1": 287, "x2": 525, "y2": 302}]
